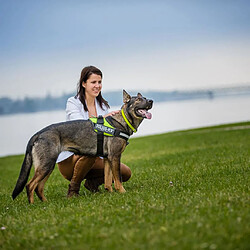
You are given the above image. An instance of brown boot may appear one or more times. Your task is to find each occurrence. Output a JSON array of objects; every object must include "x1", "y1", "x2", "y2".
[
  {"x1": 67, "y1": 182, "x2": 81, "y2": 197},
  {"x1": 84, "y1": 177, "x2": 104, "y2": 192},
  {"x1": 67, "y1": 156, "x2": 95, "y2": 198}
]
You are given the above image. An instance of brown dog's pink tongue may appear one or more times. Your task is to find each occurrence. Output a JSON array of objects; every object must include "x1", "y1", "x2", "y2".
[
  {"x1": 145, "y1": 111, "x2": 152, "y2": 119},
  {"x1": 138, "y1": 109, "x2": 152, "y2": 119}
]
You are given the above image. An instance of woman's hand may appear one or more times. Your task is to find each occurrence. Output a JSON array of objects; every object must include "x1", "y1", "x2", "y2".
[{"x1": 104, "y1": 110, "x2": 120, "y2": 118}]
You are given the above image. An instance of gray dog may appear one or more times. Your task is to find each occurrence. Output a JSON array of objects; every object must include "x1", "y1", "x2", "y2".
[{"x1": 12, "y1": 90, "x2": 153, "y2": 203}]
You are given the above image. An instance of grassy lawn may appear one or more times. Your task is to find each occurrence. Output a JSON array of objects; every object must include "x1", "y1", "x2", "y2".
[{"x1": 0, "y1": 122, "x2": 249, "y2": 250}]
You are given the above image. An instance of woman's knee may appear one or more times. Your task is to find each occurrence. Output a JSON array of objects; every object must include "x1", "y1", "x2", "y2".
[
  {"x1": 57, "y1": 155, "x2": 82, "y2": 181},
  {"x1": 121, "y1": 163, "x2": 132, "y2": 182}
]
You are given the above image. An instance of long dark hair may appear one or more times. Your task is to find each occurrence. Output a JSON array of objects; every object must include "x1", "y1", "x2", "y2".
[{"x1": 75, "y1": 66, "x2": 110, "y2": 111}]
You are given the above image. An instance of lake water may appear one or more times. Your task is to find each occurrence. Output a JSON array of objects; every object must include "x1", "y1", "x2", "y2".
[{"x1": 0, "y1": 96, "x2": 249, "y2": 157}]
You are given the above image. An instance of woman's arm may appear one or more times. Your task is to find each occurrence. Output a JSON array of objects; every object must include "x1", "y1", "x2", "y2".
[
  {"x1": 66, "y1": 97, "x2": 88, "y2": 121},
  {"x1": 66, "y1": 97, "x2": 119, "y2": 120}
]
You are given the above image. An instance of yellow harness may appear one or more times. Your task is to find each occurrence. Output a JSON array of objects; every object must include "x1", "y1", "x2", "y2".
[{"x1": 89, "y1": 111, "x2": 135, "y2": 156}]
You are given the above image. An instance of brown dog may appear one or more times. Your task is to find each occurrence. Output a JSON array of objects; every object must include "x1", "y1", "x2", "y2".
[{"x1": 12, "y1": 90, "x2": 153, "y2": 203}]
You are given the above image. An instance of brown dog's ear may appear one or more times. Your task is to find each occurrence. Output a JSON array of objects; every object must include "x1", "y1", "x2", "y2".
[
  {"x1": 123, "y1": 90, "x2": 131, "y2": 103},
  {"x1": 137, "y1": 93, "x2": 143, "y2": 98}
]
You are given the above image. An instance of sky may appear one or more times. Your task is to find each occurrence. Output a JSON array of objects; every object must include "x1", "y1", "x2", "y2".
[{"x1": 0, "y1": 0, "x2": 250, "y2": 99}]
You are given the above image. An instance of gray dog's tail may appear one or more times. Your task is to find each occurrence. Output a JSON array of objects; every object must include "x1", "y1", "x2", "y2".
[{"x1": 12, "y1": 135, "x2": 36, "y2": 200}]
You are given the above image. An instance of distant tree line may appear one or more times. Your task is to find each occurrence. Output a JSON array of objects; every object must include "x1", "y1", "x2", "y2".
[
  {"x1": 0, "y1": 86, "x2": 249, "y2": 116},
  {"x1": 0, "y1": 93, "x2": 73, "y2": 115}
]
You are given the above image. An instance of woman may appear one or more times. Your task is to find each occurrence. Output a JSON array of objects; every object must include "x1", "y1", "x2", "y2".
[{"x1": 57, "y1": 66, "x2": 131, "y2": 197}]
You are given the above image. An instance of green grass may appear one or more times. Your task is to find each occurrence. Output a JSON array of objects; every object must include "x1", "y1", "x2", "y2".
[{"x1": 0, "y1": 122, "x2": 249, "y2": 250}]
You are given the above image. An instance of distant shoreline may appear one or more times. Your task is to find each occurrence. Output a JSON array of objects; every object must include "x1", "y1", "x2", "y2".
[{"x1": 0, "y1": 86, "x2": 250, "y2": 116}]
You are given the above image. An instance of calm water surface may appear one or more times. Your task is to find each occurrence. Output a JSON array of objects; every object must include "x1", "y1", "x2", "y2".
[{"x1": 0, "y1": 96, "x2": 249, "y2": 157}]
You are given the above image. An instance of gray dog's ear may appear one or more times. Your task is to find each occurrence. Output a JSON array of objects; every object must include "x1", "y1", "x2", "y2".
[
  {"x1": 137, "y1": 93, "x2": 142, "y2": 98},
  {"x1": 123, "y1": 90, "x2": 131, "y2": 103}
]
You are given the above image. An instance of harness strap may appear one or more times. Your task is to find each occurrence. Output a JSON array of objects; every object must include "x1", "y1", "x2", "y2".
[{"x1": 96, "y1": 116, "x2": 104, "y2": 156}]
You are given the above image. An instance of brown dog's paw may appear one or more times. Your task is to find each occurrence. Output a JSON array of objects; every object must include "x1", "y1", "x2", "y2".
[
  {"x1": 105, "y1": 186, "x2": 113, "y2": 192},
  {"x1": 114, "y1": 182, "x2": 126, "y2": 193},
  {"x1": 118, "y1": 186, "x2": 126, "y2": 193}
]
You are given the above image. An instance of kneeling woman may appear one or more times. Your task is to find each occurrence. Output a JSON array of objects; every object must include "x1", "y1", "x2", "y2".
[{"x1": 57, "y1": 66, "x2": 131, "y2": 197}]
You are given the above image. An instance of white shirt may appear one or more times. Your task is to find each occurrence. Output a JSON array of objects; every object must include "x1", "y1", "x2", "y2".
[{"x1": 56, "y1": 96, "x2": 109, "y2": 163}]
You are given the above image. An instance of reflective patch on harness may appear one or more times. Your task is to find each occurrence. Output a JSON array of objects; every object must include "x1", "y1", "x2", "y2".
[
  {"x1": 119, "y1": 132, "x2": 130, "y2": 139},
  {"x1": 89, "y1": 116, "x2": 130, "y2": 140},
  {"x1": 94, "y1": 123, "x2": 115, "y2": 136},
  {"x1": 90, "y1": 117, "x2": 115, "y2": 137}
]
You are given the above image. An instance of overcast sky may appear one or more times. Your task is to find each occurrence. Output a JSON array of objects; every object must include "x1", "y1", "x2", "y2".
[{"x1": 0, "y1": 0, "x2": 250, "y2": 99}]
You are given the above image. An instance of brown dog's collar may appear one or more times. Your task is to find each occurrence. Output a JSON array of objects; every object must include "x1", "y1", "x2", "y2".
[{"x1": 121, "y1": 108, "x2": 137, "y2": 133}]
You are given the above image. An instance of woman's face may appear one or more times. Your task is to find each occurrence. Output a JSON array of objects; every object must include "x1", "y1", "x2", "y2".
[{"x1": 82, "y1": 73, "x2": 102, "y2": 98}]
